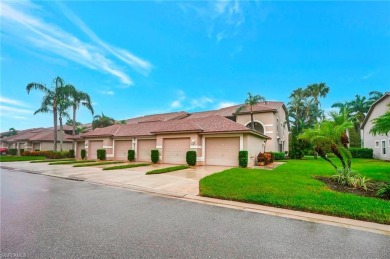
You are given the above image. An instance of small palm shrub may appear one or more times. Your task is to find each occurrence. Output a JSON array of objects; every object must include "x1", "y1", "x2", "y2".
[
  {"x1": 151, "y1": 150, "x2": 159, "y2": 164},
  {"x1": 81, "y1": 149, "x2": 86, "y2": 159},
  {"x1": 128, "y1": 150, "x2": 135, "y2": 162},
  {"x1": 186, "y1": 151, "x2": 196, "y2": 166},
  {"x1": 97, "y1": 149, "x2": 106, "y2": 160},
  {"x1": 376, "y1": 182, "x2": 390, "y2": 199},
  {"x1": 332, "y1": 168, "x2": 370, "y2": 190},
  {"x1": 238, "y1": 151, "x2": 248, "y2": 168}
]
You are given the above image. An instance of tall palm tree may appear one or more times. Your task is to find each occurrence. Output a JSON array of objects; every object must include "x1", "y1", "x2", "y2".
[
  {"x1": 305, "y1": 83, "x2": 329, "y2": 122},
  {"x1": 298, "y1": 121, "x2": 354, "y2": 170},
  {"x1": 237, "y1": 92, "x2": 266, "y2": 130},
  {"x1": 348, "y1": 95, "x2": 370, "y2": 130},
  {"x1": 57, "y1": 86, "x2": 72, "y2": 150},
  {"x1": 368, "y1": 91, "x2": 384, "y2": 106},
  {"x1": 26, "y1": 76, "x2": 65, "y2": 151},
  {"x1": 65, "y1": 85, "x2": 94, "y2": 135}
]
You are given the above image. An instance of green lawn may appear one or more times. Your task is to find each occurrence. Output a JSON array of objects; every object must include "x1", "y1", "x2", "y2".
[
  {"x1": 103, "y1": 163, "x2": 150, "y2": 170},
  {"x1": 0, "y1": 156, "x2": 46, "y2": 162},
  {"x1": 73, "y1": 161, "x2": 124, "y2": 167},
  {"x1": 200, "y1": 158, "x2": 390, "y2": 224},
  {"x1": 30, "y1": 159, "x2": 76, "y2": 163},
  {"x1": 49, "y1": 160, "x2": 96, "y2": 165},
  {"x1": 146, "y1": 165, "x2": 189, "y2": 175}
]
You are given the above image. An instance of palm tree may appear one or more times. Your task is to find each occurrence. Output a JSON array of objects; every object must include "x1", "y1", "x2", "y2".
[
  {"x1": 65, "y1": 85, "x2": 94, "y2": 135},
  {"x1": 26, "y1": 76, "x2": 65, "y2": 151},
  {"x1": 348, "y1": 95, "x2": 370, "y2": 130},
  {"x1": 368, "y1": 91, "x2": 384, "y2": 106},
  {"x1": 305, "y1": 83, "x2": 329, "y2": 122},
  {"x1": 8, "y1": 128, "x2": 17, "y2": 136},
  {"x1": 370, "y1": 104, "x2": 390, "y2": 136},
  {"x1": 237, "y1": 92, "x2": 266, "y2": 130},
  {"x1": 92, "y1": 113, "x2": 115, "y2": 129},
  {"x1": 298, "y1": 121, "x2": 354, "y2": 170},
  {"x1": 57, "y1": 87, "x2": 72, "y2": 150}
]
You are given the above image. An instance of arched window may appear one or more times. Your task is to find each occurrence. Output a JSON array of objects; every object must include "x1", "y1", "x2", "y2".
[{"x1": 246, "y1": 121, "x2": 265, "y2": 134}]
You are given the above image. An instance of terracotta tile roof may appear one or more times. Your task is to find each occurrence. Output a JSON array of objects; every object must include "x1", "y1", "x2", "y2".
[
  {"x1": 115, "y1": 122, "x2": 161, "y2": 137},
  {"x1": 29, "y1": 130, "x2": 73, "y2": 142},
  {"x1": 126, "y1": 111, "x2": 189, "y2": 124},
  {"x1": 81, "y1": 124, "x2": 121, "y2": 137}
]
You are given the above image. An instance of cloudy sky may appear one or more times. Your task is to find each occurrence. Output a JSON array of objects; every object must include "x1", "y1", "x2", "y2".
[{"x1": 1, "y1": 0, "x2": 389, "y2": 132}]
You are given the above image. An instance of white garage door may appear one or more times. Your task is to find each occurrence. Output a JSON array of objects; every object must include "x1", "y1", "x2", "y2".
[
  {"x1": 76, "y1": 141, "x2": 85, "y2": 159},
  {"x1": 88, "y1": 140, "x2": 103, "y2": 159},
  {"x1": 115, "y1": 140, "x2": 132, "y2": 160},
  {"x1": 163, "y1": 138, "x2": 190, "y2": 164},
  {"x1": 205, "y1": 137, "x2": 240, "y2": 166},
  {"x1": 137, "y1": 139, "x2": 156, "y2": 162}
]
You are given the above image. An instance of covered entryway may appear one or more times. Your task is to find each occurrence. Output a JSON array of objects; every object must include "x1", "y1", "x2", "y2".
[
  {"x1": 205, "y1": 137, "x2": 240, "y2": 166},
  {"x1": 163, "y1": 138, "x2": 190, "y2": 164},
  {"x1": 76, "y1": 141, "x2": 85, "y2": 159},
  {"x1": 137, "y1": 139, "x2": 156, "y2": 162},
  {"x1": 88, "y1": 140, "x2": 103, "y2": 159},
  {"x1": 114, "y1": 140, "x2": 132, "y2": 160},
  {"x1": 32, "y1": 142, "x2": 40, "y2": 151}
]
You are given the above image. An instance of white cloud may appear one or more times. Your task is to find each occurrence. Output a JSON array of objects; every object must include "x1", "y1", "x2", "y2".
[
  {"x1": 217, "y1": 101, "x2": 238, "y2": 109},
  {"x1": 0, "y1": 105, "x2": 32, "y2": 114},
  {"x1": 362, "y1": 72, "x2": 375, "y2": 80},
  {"x1": 98, "y1": 90, "x2": 115, "y2": 96},
  {"x1": 170, "y1": 100, "x2": 182, "y2": 108},
  {"x1": 1, "y1": 1, "x2": 152, "y2": 86},
  {"x1": 0, "y1": 96, "x2": 30, "y2": 108},
  {"x1": 189, "y1": 97, "x2": 214, "y2": 109}
]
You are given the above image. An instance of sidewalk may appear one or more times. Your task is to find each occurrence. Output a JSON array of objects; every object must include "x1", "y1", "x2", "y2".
[{"x1": 1, "y1": 161, "x2": 389, "y2": 236}]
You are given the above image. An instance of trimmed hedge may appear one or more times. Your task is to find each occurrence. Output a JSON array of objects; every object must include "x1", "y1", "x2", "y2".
[
  {"x1": 238, "y1": 151, "x2": 248, "y2": 168},
  {"x1": 69, "y1": 149, "x2": 75, "y2": 158},
  {"x1": 349, "y1": 148, "x2": 373, "y2": 159},
  {"x1": 186, "y1": 151, "x2": 196, "y2": 166},
  {"x1": 270, "y1": 152, "x2": 285, "y2": 160},
  {"x1": 151, "y1": 149, "x2": 159, "y2": 164},
  {"x1": 22, "y1": 150, "x2": 71, "y2": 159},
  {"x1": 128, "y1": 150, "x2": 135, "y2": 162},
  {"x1": 9, "y1": 149, "x2": 17, "y2": 155},
  {"x1": 97, "y1": 149, "x2": 106, "y2": 160},
  {"x1": 81, "y1": 149, "x2": 86, "y2": 159}
]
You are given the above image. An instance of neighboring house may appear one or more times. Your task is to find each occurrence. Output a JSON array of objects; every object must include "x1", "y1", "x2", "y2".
[
  {"x1": 361, "y1": 92, "x2": 390, "y2": 161},
  {"x1": 0, "y1": 128, "x2": 73, "y2": 152},
  {"x1": 76, "y1": 102, "x2": 288, "y2": 166}
]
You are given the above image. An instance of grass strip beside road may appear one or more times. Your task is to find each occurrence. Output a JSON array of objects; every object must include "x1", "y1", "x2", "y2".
[
  {"x1": 73, "y1": 161, "x2": 125, "y2": 167},
  {"x1": 200, "y1": 158, "x2": 390, "y2": 224},
  {"x1": 30, "y1": 158, "x2": 76, "y2": 163},
  {"x1": 103, "y1": 163, "x2": 150, "y2": 170},
  {"x1": 49, "y1": 160, "x2": 96, "y2": 165},
  {"x1": 146, "y1": 165, "x2": 189, "y2": 175},
  {"x1": 0, "y1": 156, "x2": 46, "y2": 162}
]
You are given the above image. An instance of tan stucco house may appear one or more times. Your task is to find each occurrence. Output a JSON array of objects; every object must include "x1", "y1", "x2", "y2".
[
  {"x1": 361, "y1": 93, "x2": 390, "y2": 161},
  {"x1": 76, "y1": 102, "x2": 289, "y2": 166}
]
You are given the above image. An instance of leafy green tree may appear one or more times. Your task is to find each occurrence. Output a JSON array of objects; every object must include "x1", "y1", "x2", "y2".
[
  {"x1": 92, "y1": 113, "x2": 115, "y2": 129},
  {"x1": 368, "y1": 91, "x2": 384, "y2": 106},
  {"x1": 8, "y1": 128, "x2": 17, "y2": 136},
  {"x1": 298, "y1": 121, "x2": 354, "y2": 170},
  {"x1": 26, "y1": 76, "x2": 65, "y2": 151},
  {"x1": 237, "y1": 92, "x2": 266, "y2": 130},
  {"x1": 370, "y1": 104, "x2": 390, "y2": 136}
]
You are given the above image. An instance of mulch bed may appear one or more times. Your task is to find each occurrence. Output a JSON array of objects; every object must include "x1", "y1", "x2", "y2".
[{"x1": 315, "y1": 176, "x2": 388, "y2": 200}]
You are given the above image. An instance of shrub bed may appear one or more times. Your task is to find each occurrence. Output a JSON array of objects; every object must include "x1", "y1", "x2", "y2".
[
  {"x1": 270, "y1": 152, "x2": 285, "y2": 160},
  {"x1": 186, "y1": 151, "x2": 196, "y2": 166},
  {"x1": 97, "y1": 149, "x2": 106, "y2": 160},
  {"x1": 146, "y1": 165, "x2": 189, "y2": 175},
  {"x1": 22, "y1": 150, "x2": 71, "y2": 159},
  {"x1": 151, "y1": 150, "x2": 159, "y2": 164},
  {"x1": 8, "y1": 149, "x2": 17, "y2": 155},
  {"x1": 349, "y1": 148, "x2": 373, "y2": 159},
  {"x1": 238, "y1": 151, "x2": 248, "y2": 168},
  {"x1": 128, "y1": 150, "x2": 135, "y2": 162}
]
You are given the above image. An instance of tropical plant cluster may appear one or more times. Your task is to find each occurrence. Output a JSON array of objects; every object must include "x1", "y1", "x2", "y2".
[{"x1": 332, "y1": 168, "x2": 370, "y2": 191}]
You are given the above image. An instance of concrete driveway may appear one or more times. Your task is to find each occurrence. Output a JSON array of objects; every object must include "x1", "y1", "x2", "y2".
[{"x1": 0, "y1": 161, "x2": 229, "y2": 196}]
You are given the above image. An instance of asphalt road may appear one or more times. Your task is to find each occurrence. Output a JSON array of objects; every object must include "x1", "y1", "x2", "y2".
[{"x1": 1, "y1": 169, "x2": 389, "y2": 258}]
